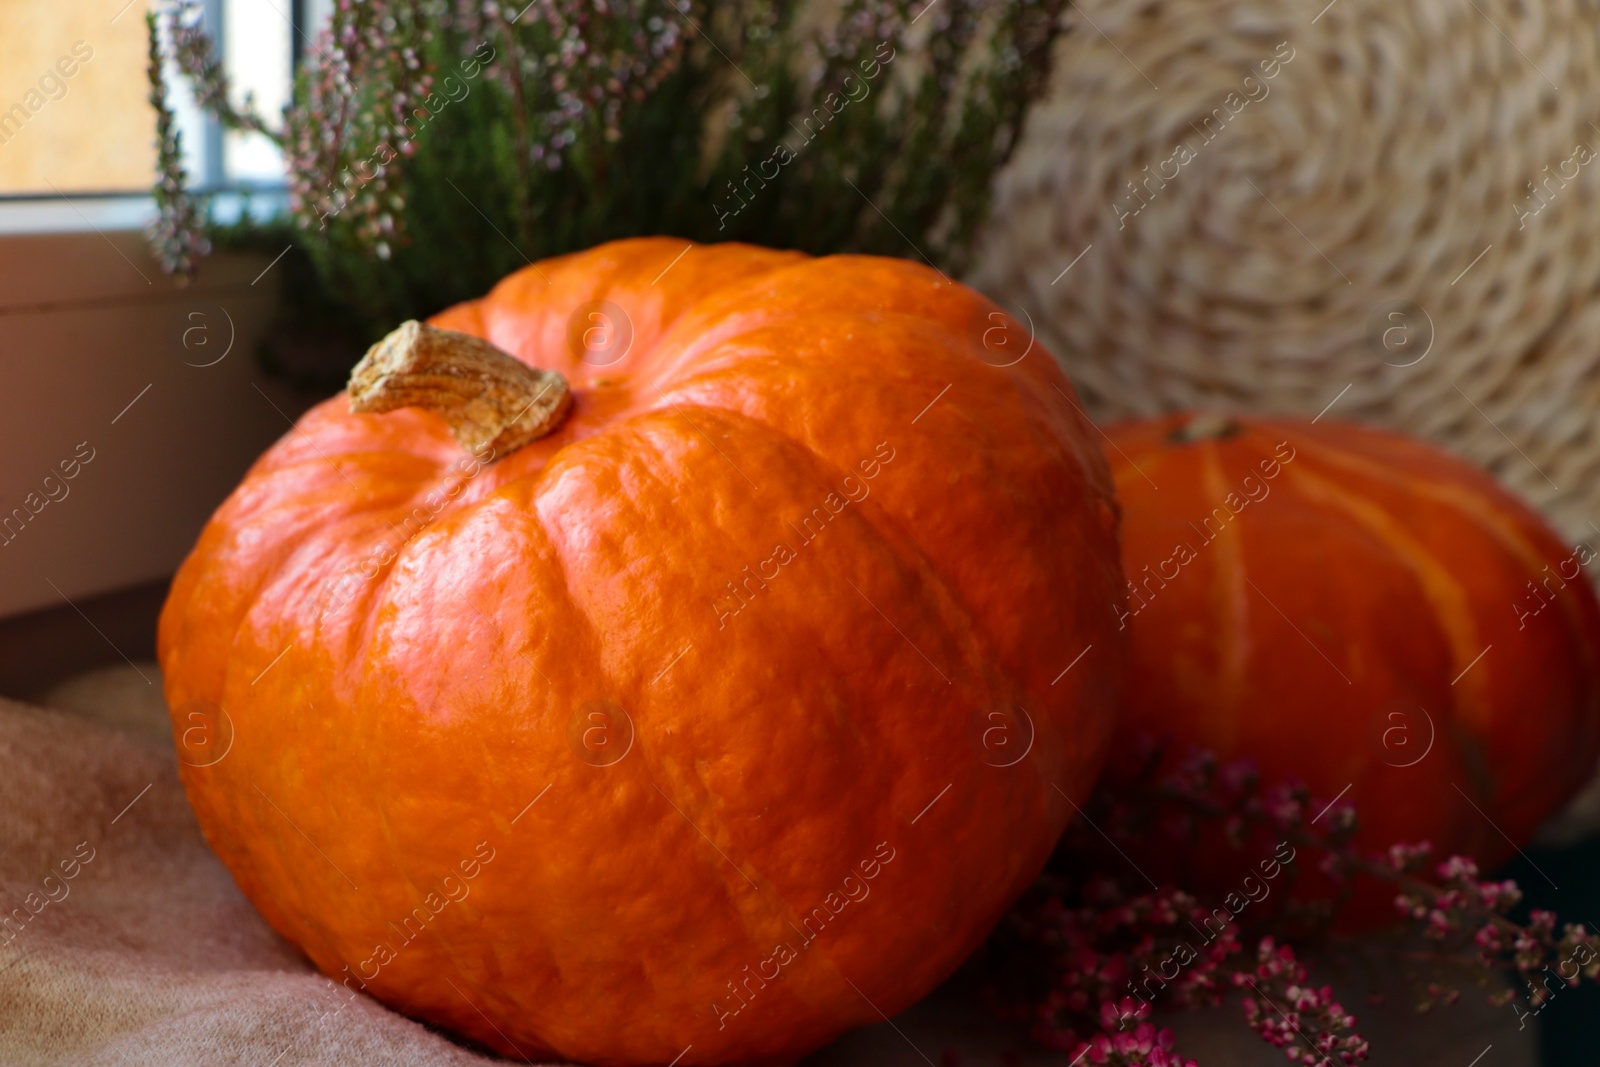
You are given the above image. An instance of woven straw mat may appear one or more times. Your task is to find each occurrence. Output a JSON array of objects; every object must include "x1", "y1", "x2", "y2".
[{"x1": 972, "y1": 0, "x2": 1600, "y2": 550}]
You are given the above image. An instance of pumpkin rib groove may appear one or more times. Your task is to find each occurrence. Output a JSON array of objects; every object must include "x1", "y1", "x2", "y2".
[
  {"x1": 359, "y1": 512, "x2": 579, "y2": 1017},
  {"x1": 640, "y1": 260, "x2": 938, "y2": 357},
  {"x1": 1199, "y1": 439, "x2": 1253, "y2": 726},
  {"x1": 1289, "y1": 427, "x2": 1600, "y2": 655},
  {"x1": 366, "y1": 751, "x2": 504, "y2": 1035},
  {"x1": 646, "y1": 307, "x2": 981, "y2": 402},
  {"x1": 633, "y1": 771, "x2": 776, "y2": 1030},
  {"x1": 1280, "y1": 427, "x2": 1600, "y2": 815},
  {"x1": 1282, "y1": 460, "x2": 1488, "y2": 724},
  {"x1": 638, "y1": 396, "x2": 1015, "y2": 691},
  {"x1": 620, "y1": 393, "x2": 1022, "y2": 700},
  {"x1": 1269, "y1": 460, "x2": 1505, "y2": 813},
  {"x1": 643, "y1": 334, "x2": 1113, "y2": 738},
  {"x1": 520, "y1": 410, "x2": 916, "y2": 1028},
  {"x1": 636, "y1": 763, "x2": 820, "y2": 1012}
]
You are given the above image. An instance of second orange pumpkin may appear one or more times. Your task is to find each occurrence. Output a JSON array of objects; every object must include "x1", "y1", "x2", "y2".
[{"x1": 1104, "y1": 413, "x2": 1600, "y2": 894}]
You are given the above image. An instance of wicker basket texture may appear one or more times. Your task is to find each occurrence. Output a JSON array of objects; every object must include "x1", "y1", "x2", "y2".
[{"x1": 973, "y1": 0, "x2": 1600, "y2": 550}]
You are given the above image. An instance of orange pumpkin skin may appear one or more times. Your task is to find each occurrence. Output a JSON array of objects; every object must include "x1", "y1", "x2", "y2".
[
  {"x1": 157, "y1": 238, "x2": 1127, "y2": 1066},
  {"x1": 1104, "y1": 414, "x2": 1600, "y2": 891}
]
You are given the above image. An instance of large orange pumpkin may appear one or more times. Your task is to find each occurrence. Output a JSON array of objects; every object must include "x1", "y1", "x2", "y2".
[
  {"x1": 157, "y1": 238, "x2": 1126, "y2": 1065},
  {"x1": 1103, "y1": 413, "x2": 1600, "y2": 887}
]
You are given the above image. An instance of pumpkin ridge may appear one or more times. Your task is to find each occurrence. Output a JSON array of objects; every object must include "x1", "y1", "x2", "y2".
[
  {"x1": 635, "y1": 322, "x2": 1113, "y2": 727},
  {"x1": 632, "y1": 395, "x2": 1048, "y2": 742},
  {"x1": 1280, "y1": 453, "x2": 1484, "y2": 708},
  {"x1": 518, "y1": 406, "x2": 932, "y2": 917},
  {"x1": 1271, "y1": 456, "x2": 1497, "y2": 810},
  {"x1": 634, "y1": 762, "x2": 847, "y2": 1022},
  {"x1": 646, "y1": 309, "x2": 970, "y2": 398},
  {"x1": 639, "y1": 262, "x2": 982, "y2": 390},
  {"x1": 509, "y1": 401, "x2": 1053, "y2": 1040},
  {"x1": 533, "y1": 241, "x2": 814, "y2": 378},
  {"x1": 1285, "y1": 424, "x2": 1600, "y2": 660},
  {"x1": 1199, "y1": 438, "x2": 1252, "y2": 735}
]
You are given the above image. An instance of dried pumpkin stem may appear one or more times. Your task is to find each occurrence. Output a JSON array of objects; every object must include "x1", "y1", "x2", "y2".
[{"x1": 348, "y1": 320, "x2": 572, "y2": 460}]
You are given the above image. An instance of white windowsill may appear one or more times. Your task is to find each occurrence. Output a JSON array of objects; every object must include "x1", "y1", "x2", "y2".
[{"x1": 0, "y1": 188, "x2": 289, "y2": 236}]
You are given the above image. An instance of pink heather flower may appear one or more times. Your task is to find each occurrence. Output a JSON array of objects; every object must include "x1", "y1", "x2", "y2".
[
  {"x1": 1074, "y1": 1023, "x2": 1197, "y2": 1067},
  {"x1": 1220, "y1": 758, "x2": 1260, "y2": 796},
  {"x1": 1437, "y1": 856, "x2": 1479, "y2": 883},
  {"x1": 998, "y1": 739, "x2": 1583, "y2": 1067}
]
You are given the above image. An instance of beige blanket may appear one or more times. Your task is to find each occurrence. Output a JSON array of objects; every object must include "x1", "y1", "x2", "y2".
[
  {"x1": 0, "y1": 665, "x2": 1537, "y2": 1066},
  {"x1": 0, "y1": 667, "x2": 506, "y2": 1066}
]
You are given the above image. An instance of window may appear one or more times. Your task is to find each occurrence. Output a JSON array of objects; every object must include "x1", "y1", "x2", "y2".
[
  {"x1": 0, "y1": 1, "x2": 326, "y2": 621},
  {"x1": 0, "y1": 0, "x2": 329, "y2": 200}
]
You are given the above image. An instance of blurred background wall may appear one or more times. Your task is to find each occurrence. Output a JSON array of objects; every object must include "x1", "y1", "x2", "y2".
[{"x1": 0, "y1": 2, "x2": 155, "y2": 193}]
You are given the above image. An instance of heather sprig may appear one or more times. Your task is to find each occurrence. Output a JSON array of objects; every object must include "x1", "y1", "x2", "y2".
[
  {"x1": 995, "y1": 876, "x2": 1366, "y2": 1065},
  {"x1": 145, "y1": 9, "x2": 210, "y2": 277},
  {"x1": 1078, "y1": 999, "x2": 1199, "y2": 1067},
  {"x1": 162, "y1": 0, "x2": 280, "y2": 139},
  {"x1": 1233, "y1": 938, "x2": 1368, "y2": 1066},
  {"x1": 283, "y1": 0, "x2": 442, "y2": 258},
  {"x1": 990, "y1": 741, "x2": 1594, "y2": 1065}
]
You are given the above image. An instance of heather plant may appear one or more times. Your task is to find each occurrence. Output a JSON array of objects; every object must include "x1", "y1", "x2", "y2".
[
  {"x1": 982, "y1": 743, "x2": 1598, "y2": 1066},
  {"x1": 145, "y1": 0, "x2": 1066, "y2": 382}
]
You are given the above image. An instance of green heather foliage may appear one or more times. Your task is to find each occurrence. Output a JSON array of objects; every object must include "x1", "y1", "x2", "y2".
[{"x1": 148, "y1": 0, "x2": 1065, "y2": 382}]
